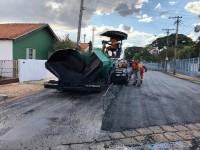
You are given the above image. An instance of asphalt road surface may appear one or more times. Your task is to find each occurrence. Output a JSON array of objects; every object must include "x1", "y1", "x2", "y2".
[
  {"x1": 102, "y1": 71, "x2": 200, "y2": 132},
  {"x1": 0, "y1": 71, "x2": 200, "y2": 149}
]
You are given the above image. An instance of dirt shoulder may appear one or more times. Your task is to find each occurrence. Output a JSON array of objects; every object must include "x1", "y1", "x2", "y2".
[{"x1": 0, "y1": 80, "x2": 45, "y2": 104}]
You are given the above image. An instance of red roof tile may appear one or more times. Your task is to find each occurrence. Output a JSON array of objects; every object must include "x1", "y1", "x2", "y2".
[
  {"x1": 0, "y1": 23, "x2": 47, "y2": 40},
  {"x1": 79, "y1": 43, "x2": 89, "y2": 51}
]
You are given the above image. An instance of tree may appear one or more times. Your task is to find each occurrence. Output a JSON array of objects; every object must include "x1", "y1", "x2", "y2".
[
  {"x1": 177, "y1": 46, "x2": 196, "y2": 59},
  {"x1": 133, "y1": 53, "x2": 140, "y2": 60},
  {"x1": 141, "y1": 49, "x2": 155, "y2": 61},
  {"x1": 157, "y1": 47, "x2": 174, "y2": 61},
  {"x1": 124, "y1": 46, "x2": 143, "y2": 60},
  {"x1": 194, "y1": 39, "x2": 200, "y2": 57},
  {"x1": 150, "y1": 34, "x2": 194, "y2": 50},
  {"x1": 50, "y1": 36, "x2": 76, "y2": 53},
  {"x1": 124, "y1": 46, "x2": 154, "y2": 61}
]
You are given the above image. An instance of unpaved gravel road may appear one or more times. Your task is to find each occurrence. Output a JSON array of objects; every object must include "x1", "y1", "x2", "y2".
[{"x1": 0, "y1": 71, "x2": 200, "y2": 149}]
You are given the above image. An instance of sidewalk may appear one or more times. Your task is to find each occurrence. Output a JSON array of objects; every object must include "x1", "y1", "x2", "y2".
[{"x1": 166, "y1": 72, "x2": 200, "y2": 85}]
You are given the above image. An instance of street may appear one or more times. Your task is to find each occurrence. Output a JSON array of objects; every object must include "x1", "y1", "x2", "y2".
[
  {"x1": 102, "y1": 71, "x2": 200, "y2": 131},
  {"x1": 0, "y1": 71, "x2": 200, "y2": 149}
]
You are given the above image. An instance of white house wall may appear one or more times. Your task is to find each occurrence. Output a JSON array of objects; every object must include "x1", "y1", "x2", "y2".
[
  {"x1": 0, "y1": 40, "x2": 13, "y2": 60},
  {"x1": 18, "y1": 59, "x2": 56, "y2": 82}
]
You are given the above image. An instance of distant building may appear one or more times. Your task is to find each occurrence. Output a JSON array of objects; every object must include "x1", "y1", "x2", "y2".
[
  {"x1": 147, "y1": 47, "x2": 159, "y2": 55},
  {"x1": 79, "y1": 43, "x2": 89, "y2": 52},
  {"x1": 0, "y1": 23, "x2": 58, "y2": 60}
]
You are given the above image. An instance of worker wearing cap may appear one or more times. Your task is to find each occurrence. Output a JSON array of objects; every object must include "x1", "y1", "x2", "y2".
[
  {"x1": 131, "y1": 60, "x2": 147, "y2": 86},
  {"x1": 106, "y1": 38, "x2": 118, "y2": 57},
  {"x1": 106, "y1": 38, "x2": 118, "y2": 51}
]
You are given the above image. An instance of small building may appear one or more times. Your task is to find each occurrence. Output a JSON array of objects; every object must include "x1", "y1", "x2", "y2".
[
  {"x1": 0, "y1": 23, "x2": 58, "y2": 60},
  {"x1": 79, "y1": 43, "x2": 89, "y2": 53}
]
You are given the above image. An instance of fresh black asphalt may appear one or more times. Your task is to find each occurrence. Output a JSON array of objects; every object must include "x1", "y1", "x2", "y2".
[
  {"x1": 101, "y1": 71, "x2": 200, "y2": 132},
  {"x1": 0, "y1": 71, "x2": 200, "y2": 149}
]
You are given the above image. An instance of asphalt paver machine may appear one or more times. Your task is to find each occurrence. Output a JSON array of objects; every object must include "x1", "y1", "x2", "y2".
[
  {"x1": 44, "y1": 30, "x2": 128, "y2": 92},
  {"x1": 44, "y1": 48, "x2": 113, "y2": 92},
  {"x1": 100, "y1": 31, "x2": 129, "y2": 85}
]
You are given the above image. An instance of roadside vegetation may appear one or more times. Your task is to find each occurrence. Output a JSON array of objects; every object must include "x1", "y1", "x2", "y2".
[
  {"x1": 124, "y1": 34, "x2": 200, "y2": 62},
  {"x1": 50, "y1": 36, "x2": 77, "y2": 53}
]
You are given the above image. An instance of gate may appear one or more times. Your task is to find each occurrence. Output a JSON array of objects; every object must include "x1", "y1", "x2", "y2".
[{"x1": 0, "y1": 60, "x2": 18, "y2": 80}]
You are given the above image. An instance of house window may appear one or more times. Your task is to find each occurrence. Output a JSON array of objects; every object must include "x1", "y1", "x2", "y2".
[{"x1": 26, "y1": 48, "x2": 36, "y2": 59}]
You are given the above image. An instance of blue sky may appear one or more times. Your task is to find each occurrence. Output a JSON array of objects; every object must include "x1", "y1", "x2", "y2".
[{"x1": 0, "y1": 0, "x2": 200, "y2": 48}]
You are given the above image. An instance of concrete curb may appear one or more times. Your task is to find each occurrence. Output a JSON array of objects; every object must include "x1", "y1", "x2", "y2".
[{"x1": 165, "y1": 72, "x2": 200, "y2": 85}]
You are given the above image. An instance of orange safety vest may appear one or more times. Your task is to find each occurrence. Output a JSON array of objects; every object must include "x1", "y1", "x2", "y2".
[
  {"x1": 132, "y1": 62, "x2": 145, "y2": 79},
  {"x1": 137, "y1": 64, "x2": 144, "y2": 71},
  {"x1": 132, "y1": 60, "x2": 139, "y2": 70}
]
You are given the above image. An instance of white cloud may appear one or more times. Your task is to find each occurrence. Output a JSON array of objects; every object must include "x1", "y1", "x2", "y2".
[
  {"x1": 155, "y1": 3, "x2": 161, "y2": 9},
  {"x1": 46, "y1": 1, "x2": 61, "y2": 9},
  {"x1": 96, "y1": 0, "x2": 149, "y2": 16},
  {"x1": 185, "y1": 1, "x2": 200, "y2": 14},
  {"x1": 51, "y1": 24, "x2": 77, "y2": 39},
  {"x1": 0, "y1": 0, "x2": 156, "y2": 48},
  {"x1": 95, "y1": 25, "x2": 155, "y2": 47},
  {"x1": 0, "y1": 0, "x2": 150, "y2": 30},
  {"x1": 60, "y1": 24, "x2": 156, "y2": 48},
  {"x1": 169, "y1": 1, "x2": 177, "y2": 5},
  {"x1": 123, "y1": 42, "x2": 135, "y2": 48},
  {"x1": 0, "y1": 0, "x2": 97, "y2": 30},
  {"x1": 119, "y1": 24, "x2": 134, "y2": 33},
  {"x1": 160, "y1": 15, "x2": 167, "y2": 19},
  {"x1": 193, "y1": 22, "x2": 200, "y2": 26},
  {"x1": 128, "y1": 31, "x2": 157, "y2": 46},
  {"x1": 159, "y1": 11, "x2": 168, "y2": 18},
  {"x1": 187, "y1": 32, "x2": 199, "y2": 41},
  {"x1": 138, "y1": 14, "x2": 152, "y2": 22},
  {"x1": 95, "y1": 10, "x2": 113, "y2": 16}
]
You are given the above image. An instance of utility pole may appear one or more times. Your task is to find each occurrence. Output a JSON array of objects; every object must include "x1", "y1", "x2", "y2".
[
  {"x1": 84, "y1": 34, "x2": 86, "y2": 43},
  {"x1": 162, "y1": 28, "x2": 174, "y2": 72},
  {"x1": 92, "y1": 27, "x2": 96, "y2": 50},
  {"x1": 66, "y1": 34, "x2": 69, "y2": 41},
  {"x1": 77, "y1": 0, "x2": 84, "y2": 51},
  {"x1": 169, "y1": 16, "x2": 182, "y2": 75}
]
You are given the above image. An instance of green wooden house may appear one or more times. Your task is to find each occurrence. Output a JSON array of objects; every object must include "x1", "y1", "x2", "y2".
[{"x1": 0, "y1": 23, "x2": 58, "y2": 60}]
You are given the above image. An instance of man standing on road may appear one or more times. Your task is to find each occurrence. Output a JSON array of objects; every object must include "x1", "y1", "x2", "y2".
[
  {"x1": 131, "y1": 60, "x2": 140, "y2": 86},
  {"x1": 131, "y1": 59, "x2": 147, "y2": 86}
]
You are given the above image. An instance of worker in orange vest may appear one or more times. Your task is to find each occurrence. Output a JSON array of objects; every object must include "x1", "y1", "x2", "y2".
[
  {"x1": 131, "y1": 59, "x2": 147, "y2": 86},
  {"x1": 140, "y1": 64, "x2": 147, "y2": 84}
]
